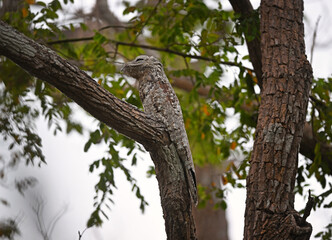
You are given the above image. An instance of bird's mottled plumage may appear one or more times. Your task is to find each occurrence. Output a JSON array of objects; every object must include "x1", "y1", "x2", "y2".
[{"x1": 121, "y1": 55, "x2": 198, "y2": 205}]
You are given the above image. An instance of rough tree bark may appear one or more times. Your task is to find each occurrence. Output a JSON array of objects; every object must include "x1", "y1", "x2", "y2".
[
  {"x1": 229, "y1": 0, "x2": 332, "y2": 170},
  {"x1": 0, "y1": 20, "x2": 196, "y2": 240},
  {"x1": 244, "y1": 0, "x2": 313, "y2": 239}
]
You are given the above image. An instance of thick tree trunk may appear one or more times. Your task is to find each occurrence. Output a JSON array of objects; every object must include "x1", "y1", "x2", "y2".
[
  {"x1": 0, "y1": 20, "x2": 196, "y2": 239},
  {"x1": 151, "y1": 145, "x2": 196, "y2": 239},
  {"x1": 229, "y1": 0, "x2": 332, "y2": 171},
  {"x1": 244, "y1": 1, "x2": 313, "y2": 239}
]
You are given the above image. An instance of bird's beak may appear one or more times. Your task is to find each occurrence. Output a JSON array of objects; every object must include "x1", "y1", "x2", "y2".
[{"x1": 120, "y1": 64, "x2": 125, "y2": 73}]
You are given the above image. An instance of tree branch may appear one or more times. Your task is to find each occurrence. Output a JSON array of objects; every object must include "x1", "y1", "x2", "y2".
[
  {"x1": 310, "y1": 16, "x2": 321, "y2": 65},
  {"x1": 0, "y1": 21, "x2": 198, "y2": 238},
  {"x1": 229, "y1": 0, "x2": 263, "y2": 89},
  {"x1": 0, "y1": 20, "x2": 168, "y2": 149},
  {"x1": 47, "y1": 37, "x2": 253, "y2": 71}
]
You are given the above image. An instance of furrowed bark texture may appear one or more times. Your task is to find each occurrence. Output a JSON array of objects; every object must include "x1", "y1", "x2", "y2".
[
  {"x1": 0, "y1": 20, "x2": 196, "y2": 239},
  {"x1": 244, "y1": 1, "x2": 313, "y2": 239},
  {"x1": 229, "y1": 0, "x2": 332, "y2": 170},
  {"x1": 151, "y1": 145, "x2": 196, "y2": 239}
]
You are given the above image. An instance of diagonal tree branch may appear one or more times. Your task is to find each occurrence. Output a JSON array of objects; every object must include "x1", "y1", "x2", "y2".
[{"x1": 0, "y1": 20, "x2": 168, "y2": 149}]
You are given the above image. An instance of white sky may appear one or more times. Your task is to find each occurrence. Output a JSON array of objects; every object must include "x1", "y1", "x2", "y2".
[{"x1": 1, "y1": 0, "x2": 332, "y2": 240}]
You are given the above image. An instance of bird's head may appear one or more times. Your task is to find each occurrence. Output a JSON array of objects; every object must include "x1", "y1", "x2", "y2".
[{"x1": 121, "y1": 55, "x2": 163, "y2": 79}]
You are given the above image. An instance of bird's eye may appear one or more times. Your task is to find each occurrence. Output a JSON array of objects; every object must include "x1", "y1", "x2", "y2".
[{"x1": 136, "y1": 58, "x2": 144, "y2": 62}]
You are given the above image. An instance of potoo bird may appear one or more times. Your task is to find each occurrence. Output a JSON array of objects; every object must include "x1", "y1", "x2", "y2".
[{"x1": 121, "y1": 55, "x2": 198, "y2": 205}]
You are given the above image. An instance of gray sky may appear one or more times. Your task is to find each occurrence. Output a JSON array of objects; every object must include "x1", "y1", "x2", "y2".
[{"x1": 1, "y1": 0, "x2": 332, "y2": 240}]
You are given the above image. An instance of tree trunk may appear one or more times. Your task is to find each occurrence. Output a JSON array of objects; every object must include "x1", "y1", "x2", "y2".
[
  {"x1": 0, "y1": 20, "x2": 196, "y2": 240},
  {"x1": 193, "y1": 165, "x2": 228, "y2": 240},
  {"x1": 151, "y1": 145, "x2": 196, "y2": 239},
  {"x1": 0, "y1": 0, "x2": 22, "y2": 17},
  {"x1": 244, "y1": 1, "x2": 313, "y2": 239},
  {"x1": 229, "y1": 0, "x2": 332, "y2": 171}
]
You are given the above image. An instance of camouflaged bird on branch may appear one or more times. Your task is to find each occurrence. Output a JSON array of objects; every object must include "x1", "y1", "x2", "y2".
[{"x1": 121, "y1": 55, "x2": 198, "y2": 206}]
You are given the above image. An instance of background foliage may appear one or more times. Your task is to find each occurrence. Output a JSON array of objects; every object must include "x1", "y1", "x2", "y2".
[{"x1": 0, "y1": 0, "x2": 331, "y2": 238}]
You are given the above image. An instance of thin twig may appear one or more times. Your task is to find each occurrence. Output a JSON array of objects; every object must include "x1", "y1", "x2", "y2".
[
  {"x1": 300, "y1": 190, "x2": 315, "y2": 226},
  {"x1": 47, "y1": 205, "x2": 68, "y2": 237},
  {"x1": 32, "y1": 198, "x2": 68, "y2": 240},
  {"x1": 113, "y1": 43, "x2": 119, "y2": 59},
  {"x1": 48, "y1": 37, "x2": 94, "y2": 44},
  {"x1": 48, "y1": 37, "x2": 253, "y2": 71},
  {"x1": 183, "y1": 57, "x2": 195, "y2": 86},
  {"x1": 78, "y1": 228, "x2": 88, "y2": 240},
  {"x1": 132, "y1": 0, "x2": 162, "y2": 43},
  {"x1": 310, "y1": 16, "x2": 321, "y2": 64},
  {"x1": 99, "y1": 25, "x2": 133, "y2": 32}
]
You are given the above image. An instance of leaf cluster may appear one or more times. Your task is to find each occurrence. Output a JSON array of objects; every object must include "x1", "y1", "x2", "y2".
[{"x1": 85, "y1": 123, "x2": 147, "y2": 227}]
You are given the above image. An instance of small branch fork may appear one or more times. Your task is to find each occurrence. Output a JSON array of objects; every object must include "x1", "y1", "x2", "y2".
[
  {"x1": 78, "y1": 228, "x2": 88, "y2": 240},
  {"x1": 300, "y1": 190, "x2": 315, "y2": 226},
  {"x1": 0, "y1": 20, "x2": 168, "y2": 149}
]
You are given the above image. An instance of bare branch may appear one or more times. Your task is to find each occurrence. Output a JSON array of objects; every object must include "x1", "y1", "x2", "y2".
[
  {"x1": 32, "y1": 198, "x2": 68, "y2": 240},
  {"x1": 47, "y1": 36, "x2": 94, "y2": 44},
  {"x1": 99, "y1": 25, "x2": 133, "y2": 31},
  {"x1": 310, "y1": 16, "x2": 321, "y2": 65},
  {"x1": 78, "y1": 228, "x2": 88, "y2": 240}
]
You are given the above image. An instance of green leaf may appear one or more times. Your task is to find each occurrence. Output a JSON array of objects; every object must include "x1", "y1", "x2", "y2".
[
  {"x1": 80, "y1": 22, "x2": 88, "y2": 31},
  {"x1": 93, "y1": 32, "x2": 107, "y2": 45},
  {"x1": 35, "y1": 1, "x2": 47, "y2": 7},
  {"x1": 131, "y1": 153, "x2": 137, "y2": 166},
  {"x1": 84, "y1": 141, "x2": 91, "y2": 152},
  {"x1": 308, "y1": 143, "x2": 321, "y2": 177}
]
